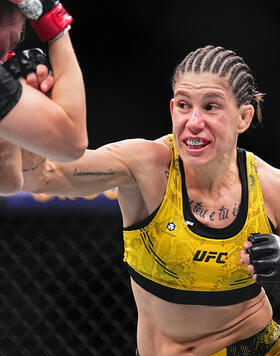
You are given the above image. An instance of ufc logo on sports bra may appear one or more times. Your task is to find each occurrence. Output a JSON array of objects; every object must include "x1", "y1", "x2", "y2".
[{"x1": 193, "y1": 250, "x2": 228, "y2": 264}]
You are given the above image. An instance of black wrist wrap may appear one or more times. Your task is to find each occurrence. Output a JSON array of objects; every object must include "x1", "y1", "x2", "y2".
[{"x1": 0, "y1": 66, "x2": 23, "y2": 121}]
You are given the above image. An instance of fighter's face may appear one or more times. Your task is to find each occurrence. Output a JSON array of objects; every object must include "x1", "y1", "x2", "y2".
[
  {"x1": 0, "y1": 11, "x2": 24, "y2": 63},
  {"x1": 170, "y1": 72, "x2": 253, "y2": 168}
]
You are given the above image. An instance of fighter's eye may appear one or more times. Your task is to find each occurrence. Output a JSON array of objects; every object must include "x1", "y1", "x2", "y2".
[
  {"x1": 205, "y1": 104, "x2": 218, "y2": 111},
  {"x1": 179, "y1": 102, "x2": 189, "y2": 110}
]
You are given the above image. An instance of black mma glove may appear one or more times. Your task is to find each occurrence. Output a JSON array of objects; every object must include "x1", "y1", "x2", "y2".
[
  {"x1": 0, "y1": 66, "x2": 22, "y2": 121},
  {"x1": 247, "y1": 233, "x2": 280, "y2": 284},
  {"x1": 3, "y1": 48, "x2": 52, "y2": 80},
  {"x1": 16, "y1": 0, "x2": 73, "y2": 42}
]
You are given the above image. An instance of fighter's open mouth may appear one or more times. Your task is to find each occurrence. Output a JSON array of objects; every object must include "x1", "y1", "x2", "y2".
[{"x1": 184, "y1": 138, "x2": 210, "y2": 149}]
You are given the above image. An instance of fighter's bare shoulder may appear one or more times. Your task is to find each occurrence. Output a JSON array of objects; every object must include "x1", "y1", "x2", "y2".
[
  {"x1": 98, "y1": 135, "x2": 171, "y2": 170},
  {"x1": 256, "y1": 154, "x2": 280, "y2": 189},
  {"x1": 255, "y1": 154, "x2": 280, "y2": 231}
]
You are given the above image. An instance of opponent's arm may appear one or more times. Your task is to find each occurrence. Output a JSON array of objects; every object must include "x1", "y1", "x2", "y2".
[
  {"x1": 4, "y1": 48, "x2": 54, "y2": 92},
  {"x1": 0, "y1": 0, "x2": 88, "y2": 162},
  {"x1": 0, "y1": 48, "x2": 54, "y2": 195}
]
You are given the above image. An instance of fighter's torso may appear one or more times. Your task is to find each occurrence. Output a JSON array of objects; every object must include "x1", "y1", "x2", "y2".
[
  {"x1": 117, "y1": 135, "x2": 274, "y2": 355},
  {"x1": 122, "y1": 135, "x2": 272, "y2": 304}
]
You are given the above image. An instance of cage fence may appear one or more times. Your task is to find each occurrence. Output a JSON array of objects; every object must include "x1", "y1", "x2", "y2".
[{"x1": 0, "y1": 203, "x2": 137, "y2": 356}]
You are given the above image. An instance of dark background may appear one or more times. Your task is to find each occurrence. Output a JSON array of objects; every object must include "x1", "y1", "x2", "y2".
[
  {"x1": 3, "y1": 3, "x2": 279, "y2": 355},
  {"x1": 23, "y1": 0, "x2": 280, "y2": 167}
]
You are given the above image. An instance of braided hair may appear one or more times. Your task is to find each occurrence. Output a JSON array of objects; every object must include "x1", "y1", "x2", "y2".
[{"x1": 172, "y1": 45, "x2": 264, "y2": 122}]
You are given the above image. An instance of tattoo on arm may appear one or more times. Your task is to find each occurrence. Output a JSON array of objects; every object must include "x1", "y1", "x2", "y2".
[
  {"x1": 73, "y1": 168, "x2": 115, "y2": 177},
  {"x1": 105, "y1": 143, "x2": 122, "y2": 152},
  {"x1": 23, "y1": 159, "x2": 46, "y2": 173}
]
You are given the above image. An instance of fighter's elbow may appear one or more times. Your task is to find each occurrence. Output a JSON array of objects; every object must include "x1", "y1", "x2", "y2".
[
  {"x1": 65, "y1": 144, "x2": 87, "y2": 162},
  {"x1": 58, "y1": 135, "x2": 88, "y2": 162}
]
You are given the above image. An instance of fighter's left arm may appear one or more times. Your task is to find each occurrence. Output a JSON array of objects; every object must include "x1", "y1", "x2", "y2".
[
  {"x1": 240, "y1": 156, "x2": 280, "y2": 282},
  {"x1": 240, "y1": 157, "x2": 280, "y2": 320}
]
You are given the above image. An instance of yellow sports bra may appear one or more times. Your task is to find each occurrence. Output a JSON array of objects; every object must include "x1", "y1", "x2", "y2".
[{"x1": 123, "y1": 135, "x2": 273, "y2": 306}]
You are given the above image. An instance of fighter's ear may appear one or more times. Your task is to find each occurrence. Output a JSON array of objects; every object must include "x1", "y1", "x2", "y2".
[
  {"x1": 237, "y1": 104, "x2": 254, "y2": 134},
  {"x1": 170, "y1": 98, "x2": 174, "y2": 116}
]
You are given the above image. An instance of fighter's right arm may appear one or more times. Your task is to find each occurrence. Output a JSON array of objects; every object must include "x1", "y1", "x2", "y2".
[
  {"x1": 22, "y1": 140, "x2": 145, "y2": 196},
  {"x1": 22, "y1": 137, "x2": 169, "y2": 198}
]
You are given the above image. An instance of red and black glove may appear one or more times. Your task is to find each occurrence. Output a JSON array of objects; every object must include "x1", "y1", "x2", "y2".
[{"x1": 17, "y1": 0, "x2": 73, "y2": 42}]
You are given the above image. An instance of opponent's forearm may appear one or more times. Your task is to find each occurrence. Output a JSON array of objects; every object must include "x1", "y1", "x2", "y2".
[
  {"x1": 48, "y1": 33, "x2": 87, "y2": 145},
  {"x1": 1, "y1": 0, "x2": 88, "y2": 160},
  {"x1": 0, "y1": 80, "x2": 86, "y2": 162},
  {"x1": 20, "y1": 0, "x2": 88, "y2": 150},
  {"x1": 1, "y1": 47, "x2": 86, "y2": 161}
]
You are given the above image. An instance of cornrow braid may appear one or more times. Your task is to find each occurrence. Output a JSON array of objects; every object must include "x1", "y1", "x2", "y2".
[{"x1": 172, "y1": 45, "x2": 264, "y2": 123}]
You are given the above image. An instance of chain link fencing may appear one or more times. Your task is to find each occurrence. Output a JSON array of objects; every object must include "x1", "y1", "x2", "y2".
[{"x1": 0, "y1": 194, "x2": 137, "y2": 356}]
